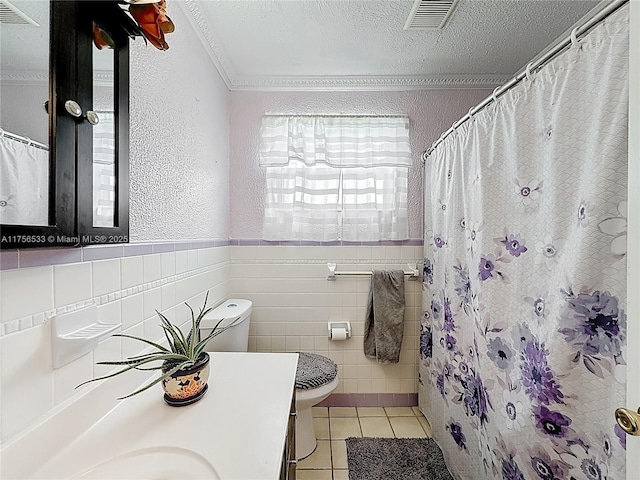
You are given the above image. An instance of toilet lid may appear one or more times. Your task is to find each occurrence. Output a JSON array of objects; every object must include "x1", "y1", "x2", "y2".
[{"x1": 295, "y1": 352, "x2": 338, "y2": 390}]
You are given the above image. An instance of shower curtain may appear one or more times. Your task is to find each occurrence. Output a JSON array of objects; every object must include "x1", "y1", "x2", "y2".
[
  {"x1": 419, "y1": 5, "x2": 629, "y2": 480},
  {"x1": 0, "y1": 134, "x2": 49, "y2": 225}
]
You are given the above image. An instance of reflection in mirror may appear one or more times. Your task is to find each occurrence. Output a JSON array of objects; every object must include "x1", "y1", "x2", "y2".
[
  {"x1": 0, "y1": 0, "x2": 50, "y2": 226},
  {"x1": 92, "y1": 43, "x2": 115, "y2": 228}
]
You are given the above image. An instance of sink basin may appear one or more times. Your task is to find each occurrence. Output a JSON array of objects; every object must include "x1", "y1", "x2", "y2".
[{"x1": 70, "y1": 446, "x2": 220, "y2": 480}]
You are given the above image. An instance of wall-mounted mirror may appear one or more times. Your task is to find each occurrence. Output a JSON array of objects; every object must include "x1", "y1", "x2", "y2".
[
  {"x1": 0, "y1": 0, "x2": 133, "y2": 249},
  {"x1": 0, "y1": 0, "x2": 50, "y2": 227}
]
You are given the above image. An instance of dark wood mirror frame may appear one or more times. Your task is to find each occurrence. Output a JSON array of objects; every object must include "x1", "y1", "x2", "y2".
[
  {"x1": 77, "y1": 1, "x2": 132, "y2": 246},
  {"x1": 1, "y1": 1, "x2": 134, "y2": 249}
]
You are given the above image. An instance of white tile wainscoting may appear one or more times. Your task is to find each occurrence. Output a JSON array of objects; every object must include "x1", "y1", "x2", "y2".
[
  {"x1": 0, "y1": 241, "x2": 424, "y2": 449},
  {"x1": 230, "y1": 244, "x2": 423, "y2": 405},
  {"x1": 0, "y1": 242, "x2": 232, "y2": 444}
]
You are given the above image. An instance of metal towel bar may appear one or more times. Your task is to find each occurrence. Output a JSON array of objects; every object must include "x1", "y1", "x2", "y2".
[{"x1": 326, "y1": 262, "x2": 419, "y2": 281}]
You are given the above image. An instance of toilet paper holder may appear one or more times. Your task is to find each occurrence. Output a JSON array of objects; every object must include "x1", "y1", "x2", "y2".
[{"x1": 328, "y1": 321, "x2": 351, "y2": 340}]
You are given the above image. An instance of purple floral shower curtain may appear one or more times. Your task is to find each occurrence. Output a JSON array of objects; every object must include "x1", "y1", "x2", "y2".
[{"x1": 419, "y1": 5, "x2": 629, "y2": 480}]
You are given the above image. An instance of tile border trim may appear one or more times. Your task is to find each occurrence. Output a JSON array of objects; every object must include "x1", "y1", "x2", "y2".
[
  {"x1": 317, "y1": 393, "x2": 418, "y2": 408},
  {"x1": 0, "y1": 239, "x2": 231, "y2": 271},
  {"x1": 229, "y1": 239, "x2": 424, "y2": 246},
  {"x1": 231, "y1": 259, "x2": 422, "y2": 269},
  {"x1": 1, "y1": 239, "x2": 424, "y2": 271},
  {"x1": 0, "y1": 261, "x2": 230, "y2": 338}
]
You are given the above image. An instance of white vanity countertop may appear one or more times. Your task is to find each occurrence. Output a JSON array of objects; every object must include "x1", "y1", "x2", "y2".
[{"x1": 29, "y1": 352, "x2": 299, "y2": 480}]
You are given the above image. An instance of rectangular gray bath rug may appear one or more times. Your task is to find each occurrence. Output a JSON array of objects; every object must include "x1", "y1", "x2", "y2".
[{"x1": 346, "y1": 437, "x2": 454, "y2": 480}]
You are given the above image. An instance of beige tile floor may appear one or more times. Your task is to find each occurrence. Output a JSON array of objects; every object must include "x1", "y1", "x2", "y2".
[{"x1": 296, "y1": 406, "x2": 432, "y2": 480}]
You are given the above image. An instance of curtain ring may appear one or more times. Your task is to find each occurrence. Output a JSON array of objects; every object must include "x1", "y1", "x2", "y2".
[
  {"x1": 467, "y1": 106, "x2": 475, "y2": 120},
  {"x1": 525, "y1": 63, "x2": 533, "y2": 82},
  {"x1": 0, "y1": 128, "x2": 5, "y2": 137},
  {"x1": 492, "y1": 86, "x2": 501, "y2": 103},
  {"x1": 570, "y1": 27, "x2": 580, "y2": 48},
  {"x1": 26, "y1": 137, "x2": 33, "y2": 146}
]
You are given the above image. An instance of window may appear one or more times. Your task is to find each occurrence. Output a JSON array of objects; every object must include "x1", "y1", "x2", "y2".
[{"x1": 259, "y1": 115, "x2": 412, "y2": 242}]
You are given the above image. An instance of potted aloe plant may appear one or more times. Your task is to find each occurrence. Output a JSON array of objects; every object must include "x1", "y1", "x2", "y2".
[{"x1": 78, "y1": 293, "x2": 229, "y2": 406}]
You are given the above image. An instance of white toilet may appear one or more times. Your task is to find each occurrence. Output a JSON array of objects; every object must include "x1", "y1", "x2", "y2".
[
  {"x1": 199, "y1": 298, "x2": 253, "y2": 352},
  {"x1": 294, "y1": 352, "x2": 339, "y2": 459},
  {"x1": 199, "y1": 298, "x2": 339, "y2": 460}
]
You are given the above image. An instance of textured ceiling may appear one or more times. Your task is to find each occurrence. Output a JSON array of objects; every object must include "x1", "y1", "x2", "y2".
[
  {"x1": 181, "y1": 0, "x2": 602, "y2": 90},
  {"x1": 1, "y1": 0, "x2": 604, "y2": 90}
]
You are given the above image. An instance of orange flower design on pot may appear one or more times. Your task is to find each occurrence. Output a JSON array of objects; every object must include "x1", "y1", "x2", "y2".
[{"x1": 161, "y1": 352, "x2": 210, "y2": 406}]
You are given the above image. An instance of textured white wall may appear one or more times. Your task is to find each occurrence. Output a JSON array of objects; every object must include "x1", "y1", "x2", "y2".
[
  {"x1": 129, "y1": 3, "x2": 230, "y2": 241},
  {"x1": 228, "y1": 89, "x2": 492, "y2": 240}
]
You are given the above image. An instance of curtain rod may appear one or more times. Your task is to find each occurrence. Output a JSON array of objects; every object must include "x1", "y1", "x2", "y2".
[
  {"x1": 0, "y1": 128, "x2": 49, "y2": 151},
  {"x1": 263, "y1": 114, "x2": 408, "y2": 119},
  {"x1": 421, "y1": 0, "x2": 628, "y2": 163}
]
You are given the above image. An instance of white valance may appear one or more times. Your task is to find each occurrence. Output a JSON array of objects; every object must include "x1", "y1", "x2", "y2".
[{"x1": 259, "y1": 115, "x2": 413, "y2": 168}]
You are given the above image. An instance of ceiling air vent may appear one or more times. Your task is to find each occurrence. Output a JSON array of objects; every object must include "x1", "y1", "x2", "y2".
[
  {"x1": 0, "y1": 0, "x2": 39, "y2": 26},
  {"x1": 404, "y1": 0, "x2": 459, "y2": 30}
]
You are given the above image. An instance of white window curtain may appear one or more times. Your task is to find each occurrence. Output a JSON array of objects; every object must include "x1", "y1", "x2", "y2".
[
  {"x1": 341, "y1": 166, "x2": 409, "y2": 241},
  {"x1": 264, "y1": 162, "x2": 340, "y2": 242},
  {"x1": 260, "y1": 116, "x2": 411, "y2": 241}
]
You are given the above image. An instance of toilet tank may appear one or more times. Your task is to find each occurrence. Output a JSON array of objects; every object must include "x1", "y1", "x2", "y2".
[{"x1": 199, "y1": 299, "x2": 252, "y2": 352}]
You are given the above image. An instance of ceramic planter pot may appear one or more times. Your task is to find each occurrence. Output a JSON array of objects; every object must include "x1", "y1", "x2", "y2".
[{"x1": 161, "y1": 352, "x2": 210, "y2": 406}]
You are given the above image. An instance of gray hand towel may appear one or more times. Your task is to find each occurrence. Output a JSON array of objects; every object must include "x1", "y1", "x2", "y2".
[{"x1": 364, "y1": 270, "x2": 405, "y2": 364}]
